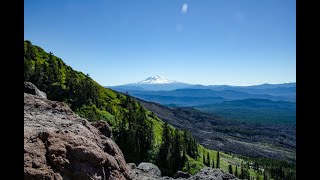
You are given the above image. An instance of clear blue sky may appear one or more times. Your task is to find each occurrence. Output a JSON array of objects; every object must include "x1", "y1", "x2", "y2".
[{"x1": 25, "y1": 0, "x2": 296, "y2": 86}]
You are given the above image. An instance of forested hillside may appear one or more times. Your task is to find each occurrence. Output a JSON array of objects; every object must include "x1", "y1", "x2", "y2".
[
  {"x1": 24, "y1": 40, "x2": 200, "y2": 176},
  {"x1": 24, "y1": 40, "x2": 295, "y2": 179}
]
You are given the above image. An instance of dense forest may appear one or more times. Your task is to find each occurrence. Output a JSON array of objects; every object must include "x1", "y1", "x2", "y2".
[{"x1": 24, "y1": 40, "x2": 295, "y2": 179}]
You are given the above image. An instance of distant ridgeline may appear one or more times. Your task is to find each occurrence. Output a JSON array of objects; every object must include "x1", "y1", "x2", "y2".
[{"x1": 24, "y1": 40, "x2": 296, "y2": 179}]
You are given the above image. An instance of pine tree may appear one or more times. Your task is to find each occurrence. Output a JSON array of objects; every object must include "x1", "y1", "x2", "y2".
[
  {"x1": 47, "y1": 52, "x2": 56, "y2": 84},
  {"x1": 135, "y1": 105, "x2": 154, "y2": 162},
  {"x1": 183, "y1": 129, "x2": 188, "y2": 152},
  {"x1": 206, "y1": 152, "x2": 211, "y2": 167},
  {"x1": 216, "y1": 151, "x2": 220, "y2": 168},
  {"x1": 212, "y1": 157, "x2": 215, "y2": 168},
  {"x1": 34, "y1": 62, "x2": 44, "y2": 90},
  {"x1": 240, "y1": 161, "x2": 244, "y2": 179},
  {"x1": 24, "y1": 57, "x2": 33, "y2": 81},
  {"x1": 157, "y1": 122, "x2": 171, "y2": 176},
  {"x1": 25, "y1": 40, "x2": 36, "y2": 60},
  {"x1": 228, "y1": 164, "x2": 233, "y2": 174},
  {"x1": 182, "y1": 148, "x2": 187, "y2": 165},
  {"x1": 235, "y1": 166, "x2": 238, "y2": 177},
  {"x1": 171, "y1": 129, "x2": 183, "y2": 174},
  {"x1": 187, "y1": 161, "x2": 190, "y2": 173},
  {"x1": 263, "y1": 169, "x2": 267, "y2": 180},
  {"x1": 193, "y1": 139, "x2": 199, "y2": 158}
]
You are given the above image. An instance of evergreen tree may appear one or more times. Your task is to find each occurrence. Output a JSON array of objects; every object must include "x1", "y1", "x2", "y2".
[
  {"x1": 235, "y1": 166, "x2": 238, "y2": 177},
  {"x1": 228, "y1": 164, "x2": 233, "y2": 174},
  {"x1": 33, "y1": 62, "x2": 44, "y2": 90},
  {"x1": 216, "y1": 151, "x2": 220, "y2": 168},
  {"x1": 183, "y1": 129, "x2": 188, "y2": 151},
  {"x1": 193, "y1": 139, "x2": 199, "y2": 158},
  {"x1": 240, "y1": 161, "x2": 244, "y2": 179},
  {"x1": 171, "y1": 129, "x2": 183, "y2": 174},
  {"x1": 157, "y1": 123, "x2": 171, "y2": 175},
  {"x1": 206, "y1": 152, "x2": 211, "y2": 167},
  {"x1": 25, "y1": 40, "x2": 36, "y2": 60},
  {"x1": 24, "y1": 57, "x2": 33, "y2": 81},
  {"x1": 253, "y1": 161, "x2": 259, "y2": 172},
  {"x1": 47, "y1": 52, "x2": 57, "y2": 84},
  {"x1": 182, "y1": 148, "x2": 187, "y2": 165},
  {"x1": 187, "y1": 161, "x2": 190, "y2": 173},
  {"x1": 212, "y1": 157, "x2": 215, "y2": 168}
]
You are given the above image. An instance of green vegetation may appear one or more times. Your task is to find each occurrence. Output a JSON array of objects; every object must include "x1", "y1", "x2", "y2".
[
  {"x1": 24, "y1": 40, "x2": 295, "y2": 179},
  {"x1": 228, "y1": 164, "x2": 233, "y2": 174}
]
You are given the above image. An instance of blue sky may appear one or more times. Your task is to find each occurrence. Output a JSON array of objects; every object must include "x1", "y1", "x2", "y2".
[{"x1": 24, "y1": 0, "x2": 296, "y2": 86}]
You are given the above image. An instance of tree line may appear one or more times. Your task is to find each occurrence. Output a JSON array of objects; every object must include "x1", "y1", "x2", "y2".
[{"x1": 156, "y1": 122, "x2": 199, "y2": 175}]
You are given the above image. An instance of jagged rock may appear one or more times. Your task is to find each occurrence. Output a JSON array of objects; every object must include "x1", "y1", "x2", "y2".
[
  {"x1": 127, "y1": 163, "x2": 137, "y2": 169},
  {"x1": 24, "y1": 93, "x2": 131, "y2": 180},
  {"x1": 24, "y1": 81, "x2": 47, "y2": 99},
  {"x1": 91, "y1": 120, "x2": 113, "y2": 138},
  {"x1": 137, "y1": 162, "x2": 161, "y2": 177},
  {"x1": 174, "y1": 171, "x2": 191, "y2": 178},
  {"x1": 191, "y1": 168, "x2": 239, "y2": 180},
  {"x1": 129, "y1": 164, "x2": 239, "y2": 180}
]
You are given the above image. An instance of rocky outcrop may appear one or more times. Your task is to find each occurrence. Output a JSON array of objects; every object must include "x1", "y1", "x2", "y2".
[
  {"x1": 127, "y1": 163, "x2": 137, "y2": 170},
  {"x1": 192, "y1": 168, "x2": 239, "y2": 180},
  {"x1": 24, "y1": 91, "x2": 131, "y2": 180},
  {"x1": 128, "y1": 163, "x2": 239, "y2": 180},
  {"x1": 91, "y1": 120, "x2": 113, "y2": 138},
  {"x1": 24, "y1": 81, "x2": 47, "y2": 99},
  {"x1": 174, "y1": 171, "x2": 191, "y2": 178},
  {"x1": 137, "y1": 162, "x2": 161, "y2": 177}
]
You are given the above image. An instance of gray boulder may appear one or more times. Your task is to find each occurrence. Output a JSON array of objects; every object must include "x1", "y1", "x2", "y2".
[
  {"x1": 127, "y1": 163, "x2": 137, "y2": 169},
  {"x1": 174, "y1": 171, "x2": 191, "y2": 178},
  {"x1": 128, "y1": 166, "x2": 239, "y2": 180},
  {"x1": 24, "y1": 81, "x2": 47, "y2": 99},
  {"x1": 191, "y1": 168, "x2": 239, "y2": 180},
  {"x1": 137, "y1": 162, "x2": 161, "y2": 177}
]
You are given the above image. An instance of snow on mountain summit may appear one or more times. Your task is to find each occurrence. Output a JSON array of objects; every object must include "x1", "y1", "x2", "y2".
[{"x1": 137, "y1": 75, "x2": 178, "y2": 84}]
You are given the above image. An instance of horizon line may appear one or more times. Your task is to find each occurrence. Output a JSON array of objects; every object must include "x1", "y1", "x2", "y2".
[{"x1": 106, "y1": 81, "x2": 296, "y2": 87}]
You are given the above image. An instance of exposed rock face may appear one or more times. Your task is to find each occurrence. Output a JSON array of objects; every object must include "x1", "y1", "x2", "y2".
[
  {"x1": 128, "y1": 163, "x2": 239, "y2": 180},
  {"x1": 24, "y1": 81, "x2": 47, "y2": 99},
  {"x1": 91, "y1": 120, "x2": 113, "y2": 138},
  {"x1": 24, "y1": 92, "x2": 131, "y2": 180}
]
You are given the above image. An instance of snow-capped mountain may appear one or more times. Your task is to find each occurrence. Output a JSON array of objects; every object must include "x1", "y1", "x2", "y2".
[
  {"x1": 137, "y1": 75, "x2": 177, "y2": 84},
  {"x1": 110, "y1": 75, "x2": 192, "y2": 91}
]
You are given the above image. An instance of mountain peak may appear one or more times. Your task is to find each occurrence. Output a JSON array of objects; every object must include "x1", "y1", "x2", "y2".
[{"x1": 137, "y1": 75, "x2": 177, "y2": 84}]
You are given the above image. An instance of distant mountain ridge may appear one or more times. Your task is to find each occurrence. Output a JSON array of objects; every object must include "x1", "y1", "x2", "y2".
[
  {"x1": 114, "y1": 88, "x2": 295, "y2": 107},
  {"x1": 110, "y1": 75, "x2": 192, "y2": 91},
  {"x1": 109, "y1": 77, "x2": 295, "y2": 92},
  {"x1": 109, "y1": 78, "x2": 295, "y2": 106}
]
